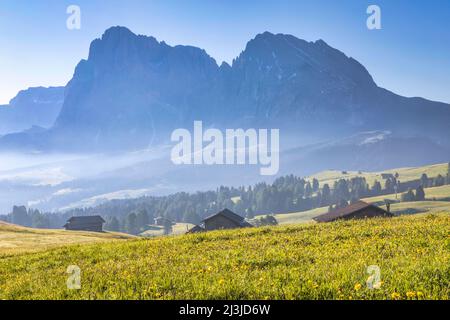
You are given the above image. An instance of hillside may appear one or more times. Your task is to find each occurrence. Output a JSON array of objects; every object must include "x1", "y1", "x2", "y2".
[
  {"x1": 307, "y1": 162, "x2": 448, "y2": 187},
  {"x1": 360, "y1": 184, "x2": 450, "y2": 204},
  {"x1": 0, "y1": 214, "x2": 448, "y2": 299},
  {"x1": 0, "y1": 221, "x2": 133, "y2": 257},
  {"x1": 271, "y1": 200, "x2": 450, "y2": 225},
  {"x1": 269, "y1": 184, "x2": 450, "y2": 225}
]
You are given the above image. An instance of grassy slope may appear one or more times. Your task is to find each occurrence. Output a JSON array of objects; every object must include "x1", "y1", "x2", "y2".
[
  {"x1": 251, "y1": 163, "x2": 449, "y2": 224},
  {"x1": 0, "y1": 213, "x2": 448, "y2": 300},
  {"x1": 269, "y1": 184, "x2": 450, "y2": 225},
  {"x1": 361, "y1": 185, "x2": 450, "y2": 204},
  {"x1": 424, "y1": 184, "x2": 450, "y2": 200},
  {"x1": 308, "y1": 162, "x2": 448, "y2": 187},
  {"x1": 0, "y1": 221, "x2": 133, "y2": 258},
  {"x1": 140, "y1": 223, "x2": 195, "y2": 237}
]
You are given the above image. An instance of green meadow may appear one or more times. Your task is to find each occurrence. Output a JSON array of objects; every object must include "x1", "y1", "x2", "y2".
[{"x1": 0, "y1": 213, "x2": 448, "y2": 300}]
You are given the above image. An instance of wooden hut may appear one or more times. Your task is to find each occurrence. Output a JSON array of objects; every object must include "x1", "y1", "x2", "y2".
[
  {"x1": 188, "y1": 209, "x2": 253, "y2": 233},
  {"x1": 63, "y1": 215, "x2": 105, "y2": 232},
  {"x1": 314, "y1": 201, "x2": 392, "y2": 223}
]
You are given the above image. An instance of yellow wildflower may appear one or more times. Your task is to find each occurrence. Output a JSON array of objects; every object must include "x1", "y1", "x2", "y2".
[
  {"x1": 391, "y1": 292, "x2": 401, "y2": 300},
  {"x1": 354, "y1": 283, "x2": 362, "y2": 291}
]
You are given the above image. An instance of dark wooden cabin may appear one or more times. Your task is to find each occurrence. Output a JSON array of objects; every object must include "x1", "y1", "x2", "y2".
[
  {"x1": 314, "y1": 201, "x2": 393, "y2": 223},
  {"x1": 63, "y1": 215, "x2": 105, "y2": 232},
  {"x1": 188, "y1": 209, "x2": 253, "y2": 233}
]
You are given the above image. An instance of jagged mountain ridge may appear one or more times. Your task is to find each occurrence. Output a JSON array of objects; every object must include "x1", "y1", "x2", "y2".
[{"x1": 1, "y1": 26, "x2": 450, "y2": 151}]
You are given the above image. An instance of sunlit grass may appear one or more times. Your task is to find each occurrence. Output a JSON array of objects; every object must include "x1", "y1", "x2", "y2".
[
  {"x1": 0, "y1": 213, "x2": 448, "y2": 300},
  {"x1": 0, "y1": 221, "x2": 133, "y2": 258},
  {"x1": 308, "y1": 162, "x2": 448, "y2": 188}
]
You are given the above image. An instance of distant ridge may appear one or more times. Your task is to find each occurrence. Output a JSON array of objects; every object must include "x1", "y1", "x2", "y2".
[{"x1": 0, "y1": 86, "x2": 64, "y2": 135}]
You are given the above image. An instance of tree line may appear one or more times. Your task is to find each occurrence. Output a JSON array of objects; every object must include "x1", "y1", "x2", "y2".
[{"x1": 1, "y1": 162, "x2": 449, "y2": 234}]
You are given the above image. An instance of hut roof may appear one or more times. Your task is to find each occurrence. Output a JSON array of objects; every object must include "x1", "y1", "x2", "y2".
[
  {"x1": 313, "y1": 201, "x2": 389, "y2": 223},
  {"x1": 203, "y1": 209, "x2": 252, "y2": 227},
  {"x1": 66, "y1": 215, "x2": 105, "y2": 224}
]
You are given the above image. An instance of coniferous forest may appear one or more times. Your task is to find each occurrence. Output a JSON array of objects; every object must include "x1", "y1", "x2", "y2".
[{"x1": 2, "y1": 165, "x2": 449, "y2": 234}]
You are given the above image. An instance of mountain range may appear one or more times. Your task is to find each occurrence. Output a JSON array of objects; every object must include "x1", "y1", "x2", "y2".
[
  {"x1": 0, "y1": 26, "x2": 449, "y2": 213},
  {"x1": 1, "y1": 26, "x2": 450, "y2": 152},
  {"x1": 0, "y1": 86, "x2": 64, "y2": 135}
]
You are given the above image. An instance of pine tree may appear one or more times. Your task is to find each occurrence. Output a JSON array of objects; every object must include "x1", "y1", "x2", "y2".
[
  {"x1": 163, "y1": 219, "x2": 173, "y2": 235},
  {"x1": 30, "y1": 210, "x2": 50, "y2": 229},
  {"x1": 183, "y1": 210, "x2": 201, "y2": 224},
  {"x1": 420, "y1": 173, "x2": 429, "y2": 187},
  {"x1": 321, "y1": 184, "x2": 331, "y2": 206},
  {"x1": 334, "y1": 179, "x2": 350, "y2": 201},
  {"x1": 434, "y1": 174, "x2": 445, "y2": 187},
  {"x1": 415, "y1": 186, "x2": 425, "y2": 201},
  {"x1": 136, "y1": 210, "x2": 149, "y2": 231},
  {"x1": 371, "y1": 180, "x2": 382, "y2": 196},
  {"x1": 385, "y1": 178, "x2": 393, "y2": 193},
  {"x1": 11, "y1": 205, "x2": 31, "y2": 227},
  {"x1": 106, "y1": 217, "x2": 120, "y2": 232},
  {"x1": 125, "y1": 213, "x2": 138, "y2": 235},
  {"x1": 305, "y1": 182, "x2": 313, "y2": 198},
  {"x1": 401, "y1": 188, "x2": 416, "y2": 202},
  {"x1": 312, "y1": 179, "x2": 319, "y2": 192}
]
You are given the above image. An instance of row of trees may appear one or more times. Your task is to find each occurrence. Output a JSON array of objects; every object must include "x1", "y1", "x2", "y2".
[
  {"x1": 419, "y1": 173, "x2": 449, "y2": 188},
  {"x1": 2, "y1": 163, "x2": 449, "y2": 233},
  {"x1": 5, "y1": 206, "x2": 51, "y2": 229},
  {"x1": 0, "y1": 205, "x2": 161, "y2": 235},
  {"x1": 401, "y1": 186, "x2": 426, "y2": 202},
  {"x1": 103, "y1": 210, "x2": 157, "y2": 235},
  {"x1": 65, "y1": 167, "x2": 449, "y2": 227}
]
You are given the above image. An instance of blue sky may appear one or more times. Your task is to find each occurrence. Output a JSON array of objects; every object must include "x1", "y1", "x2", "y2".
[{"x1": 0, "y1": 0, "x2": 449, "y2": 104}]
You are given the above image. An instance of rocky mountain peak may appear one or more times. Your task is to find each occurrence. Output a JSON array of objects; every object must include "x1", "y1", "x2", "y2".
[{"x1": 1, "y1": 27, "x2": 449, "y2": 152}]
